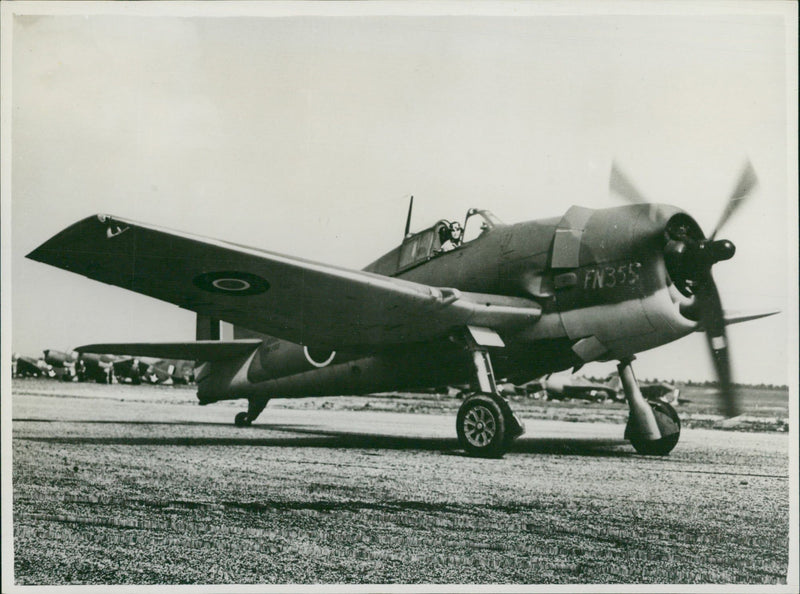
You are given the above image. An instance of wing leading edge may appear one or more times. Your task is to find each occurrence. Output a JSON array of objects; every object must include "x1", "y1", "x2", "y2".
[{"x1": 28, "y1": 214, "x2": 541, "y2": 349}]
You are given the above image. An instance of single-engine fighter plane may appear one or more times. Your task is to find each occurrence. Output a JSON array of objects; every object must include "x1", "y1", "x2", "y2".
[
  {"x1": 540, "y1": 371, "x2": 679, "y2": 404},
  {"x1": 43, "y1": 349, "x2": 78, "y2": 381},
  {"x1": 12, "y1": 354, "x2": 56, "y2": 378},
  {"x1": 74, "y1": 353, "x2": 116, "y2": 384},
  {"x1": 639, "y1": 380, "x2": 680, "y2": 405},
  {"x1": 45, "y1": 349, "x2": 150, "y2": 384},
  {"x1": 27, "y1": 164, "x2": 778, "y2": 457},
  {"x1": 540, "y1": 372, "x2": 622, "y2": 403},
  {"x1": 107, "y1": 355, "x2": 153, "y2": 385},
  {"x1": 148, "y1": 359, "x2": 195, "y2": 385}
]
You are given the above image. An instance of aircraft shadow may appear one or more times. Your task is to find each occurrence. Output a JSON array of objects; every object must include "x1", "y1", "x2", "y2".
[{"x1": 15, "y1": 418, "x2": 633, "y2": 458}]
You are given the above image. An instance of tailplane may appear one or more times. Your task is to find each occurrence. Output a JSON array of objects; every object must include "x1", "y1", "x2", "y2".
[
  {"x1": 75, "y1": 340, "x2": 262, "y2": 362},
  {"x1": 76, "y1": 314, "x2": 263, "y2": 362}
]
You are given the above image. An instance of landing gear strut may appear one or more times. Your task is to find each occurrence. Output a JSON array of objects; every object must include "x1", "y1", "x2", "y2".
[
  {"x1": 618, "y1": 357, "x2": 680, "y2": 455},
  {"x1": 234, "y1": 397, "x2": 269, "y2": 427},
  {"x1": 456, "y1": 330, "x2": 524, "y2": 458}
]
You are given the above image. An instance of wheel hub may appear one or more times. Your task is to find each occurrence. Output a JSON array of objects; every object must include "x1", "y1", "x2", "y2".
[{"x1": 463, "y1": 405, "x2": 496, "y2": 447}]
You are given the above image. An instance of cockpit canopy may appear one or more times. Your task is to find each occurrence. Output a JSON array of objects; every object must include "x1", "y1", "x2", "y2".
[
  {"x1": 365, "y1": 208, "x2": 503, "y2": 276},
  {"x1": 461, "y1": 208, "x2": 503, "y2": 243}
]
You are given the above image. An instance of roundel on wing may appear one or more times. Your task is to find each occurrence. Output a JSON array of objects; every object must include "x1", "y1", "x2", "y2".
[{"x1": 192, "y1": 271, "x2": 270, "y2": 296}]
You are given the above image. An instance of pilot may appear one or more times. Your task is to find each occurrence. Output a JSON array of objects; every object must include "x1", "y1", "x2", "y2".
[
  {"x1": 449, "y1": 221, "x2": 463, "y2": 244},
  {"x1": 438, "y1": 223, "x2": 454, "y2": 250},
  {"x1": 438, "y1": 221, "x2": 463, "y2": 251}
]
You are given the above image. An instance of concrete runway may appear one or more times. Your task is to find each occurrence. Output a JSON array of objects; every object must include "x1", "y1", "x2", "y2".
[{"x1": 11, "y1": 380, "x2": 792, "y2": 585}]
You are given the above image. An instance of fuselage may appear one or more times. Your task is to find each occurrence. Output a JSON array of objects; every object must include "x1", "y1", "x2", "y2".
[{"x1": 198, "y1": 203, "x2": 702, "y2": 404}]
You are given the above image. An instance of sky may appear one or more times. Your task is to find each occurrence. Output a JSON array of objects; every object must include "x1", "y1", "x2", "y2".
[{"x1": 4, "y1": 2, "x2": 797, "y2": 385}]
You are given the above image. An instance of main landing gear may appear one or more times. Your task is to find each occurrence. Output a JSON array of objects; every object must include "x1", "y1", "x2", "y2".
[
  {"x1": 234, "y1": 396, "x2": 270, "y2": 427},
  {"x1": 456, "y1": 335, "x2": 525, "y2": 458},
  {"x1": 618, "y1": 357, "x2": 680, "y2": 455}
]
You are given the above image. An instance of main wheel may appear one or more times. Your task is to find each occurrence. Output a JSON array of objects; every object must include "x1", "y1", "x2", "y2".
[
  {"x1": 629, "y1": 400, "x2": 681, "y2": 456},
  {"x1": 456, "y1": 395, "x2": 508, "y2": 458},
  {"x1": 234, "y1": 412, "x2": 251, "y2": 427}
]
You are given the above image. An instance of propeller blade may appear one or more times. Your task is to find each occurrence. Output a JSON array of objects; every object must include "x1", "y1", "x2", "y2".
[
  {"x1": 694, "y1": 270, "x2": 741, "y2": 417},
  {"x1": 710, "y1": 160, "x2": 758, "y2": 239},
  {"x1": 609, "y1": 162, "x2": 650, "y2": 204}
]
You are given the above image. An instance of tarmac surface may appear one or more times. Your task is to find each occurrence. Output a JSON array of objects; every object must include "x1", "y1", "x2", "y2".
[{"x1": 11, "y1": 380, "x2": 792, "y2": 585}]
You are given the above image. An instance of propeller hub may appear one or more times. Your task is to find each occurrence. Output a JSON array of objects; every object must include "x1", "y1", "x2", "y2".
[
  {"x1": 707, "y1": 239, "x2": 736, "y2": 263},
  {"x1": 663, "y1": 216, "x2": 737, "y2": 297},
  {"x1": 691, "y1": 238, "x2": 736, "y2": 273}
]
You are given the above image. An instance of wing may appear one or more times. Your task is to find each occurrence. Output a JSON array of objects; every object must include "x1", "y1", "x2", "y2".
[{"x1": 28, "y1": 215, "x2": 541, "y2": 349}]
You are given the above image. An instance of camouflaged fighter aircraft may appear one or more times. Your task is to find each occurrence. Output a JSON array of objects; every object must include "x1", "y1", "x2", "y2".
[
  {"x1": 540, "y1": 371, "x2": 679, "y2": 404},
  {"x1": 13, "y1": 354, "x2": 56, "y2": 378},
  {"x1": 44, "y1": 349, "x2": 151, "y2": 384},
  {"x1": 27, "y1": 164, "x2": 778, "y2": 457},
  {"x1": 539, "y1": 372, "x2": 623, "y2": 403}
]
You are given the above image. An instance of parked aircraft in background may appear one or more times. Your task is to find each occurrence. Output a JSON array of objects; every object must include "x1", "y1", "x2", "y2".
[
  {"x1": 16, "y1": 349, "x2": 195, "y2": 386},
  {"x1": 149, "y1": 359, "x2": 195, "y2": 385},
  {"x1": 12, "y1": 354, "x2": 56, "y2": 378},
  {"x1": 106, "y1": 355, "x2": 153, "y2": 384},
  {"x1": 540, "y1": 371, "x2": 680, "y2": 405},
  {"x1": 71, "y1": 352, "x2": 115, "y2": 383},
  {"x1": 44, "y1": 349, "x2": 147, "y2": 384},
  {"x1": 540, "y1": 372, "x2": 622, "y2": 402},
  {"x1": 640, "y1": 380, "x2": 680, "y2": 405},
  {"x1": 43, "y1": 349, "x2": 78, "y2": 381},
  {"x1": 28, "y1": 163, "x2": 777, "y2": 457}
]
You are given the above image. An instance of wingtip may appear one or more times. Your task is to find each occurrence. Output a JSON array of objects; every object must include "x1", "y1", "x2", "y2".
[{"x1": 25, "y1": 214, "x2": 118, "y2": 262}]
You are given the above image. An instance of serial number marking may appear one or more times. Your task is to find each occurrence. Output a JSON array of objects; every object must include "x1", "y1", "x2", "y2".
[{"x1": 583, "y1": 261, "x2": 642, "y2": 290}]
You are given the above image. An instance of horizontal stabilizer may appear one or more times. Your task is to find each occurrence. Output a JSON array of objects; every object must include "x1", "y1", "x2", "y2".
[
  {"x1": 76, "y1": 339, "x2": 262, "y2": 362},
  {"x1": 723, "y1": 308, "x2": 780, "y2": 326}
]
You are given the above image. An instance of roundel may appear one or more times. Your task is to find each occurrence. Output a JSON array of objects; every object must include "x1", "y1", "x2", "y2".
[
  {"x1": 192, "y1": 271, "x2": 270, "y2": 296},
  {"x1": 304, "y1": 346, "x2": 336, "y2": 368}
]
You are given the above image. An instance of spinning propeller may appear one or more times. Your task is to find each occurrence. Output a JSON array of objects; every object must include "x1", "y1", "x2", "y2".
[{"x1": 610, "y1": 161, "x2": 759, "y2": 417}]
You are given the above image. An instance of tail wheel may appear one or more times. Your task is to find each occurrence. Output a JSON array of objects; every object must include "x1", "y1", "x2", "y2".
[
  {"x1": 234, "y1": 412, "x2": 251, "y2": 427},
  {"x1": 457, "y1": 395, "x2": 508, "y2": 458},
  {"x1": 629, "y1": 400, "x2": 681, "y2": 456}
]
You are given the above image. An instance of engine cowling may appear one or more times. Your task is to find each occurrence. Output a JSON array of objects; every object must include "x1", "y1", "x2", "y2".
[{"x1": 549, "y1": 204, "x2": 700, "y2": 362}]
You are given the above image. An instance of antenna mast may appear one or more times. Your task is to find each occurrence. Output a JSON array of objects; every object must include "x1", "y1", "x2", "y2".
[{"x1": 403, "y1": 195, "x2": 414, "y2": 238}]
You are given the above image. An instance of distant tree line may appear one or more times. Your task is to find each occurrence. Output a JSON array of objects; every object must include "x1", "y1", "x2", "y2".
[
  {"x1": 585, "y1": 375, "x2": 787, "y2": 391},
  {"x1": 678, "y1": 379, "x2": 788, "y2": 390}
]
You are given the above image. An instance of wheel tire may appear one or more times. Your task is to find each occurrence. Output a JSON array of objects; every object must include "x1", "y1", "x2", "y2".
[
  {"x1": 457, "y1": 395, "x2": 508, "y2": 458},
  {"x1": 629, "y1": 400, "x2": 681, "y2": 456},
  {"x1": 234, "y1": 412, "x2": 250, "y2": 427}
]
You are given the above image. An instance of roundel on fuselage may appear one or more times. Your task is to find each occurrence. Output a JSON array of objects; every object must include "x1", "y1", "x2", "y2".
[
  {"x1": 304, "y1": 346, "x2": 336, "y2": 368},
  {"x1": 192, "y1": 271, "x2": 270, "y2": 296}
]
